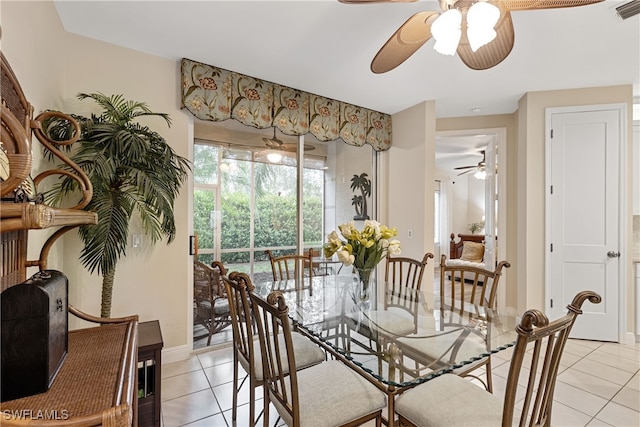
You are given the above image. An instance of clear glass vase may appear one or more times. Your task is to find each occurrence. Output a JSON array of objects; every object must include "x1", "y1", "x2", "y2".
[{"x1": 354, "y1": 267, "x2": 374, "y2": 302}]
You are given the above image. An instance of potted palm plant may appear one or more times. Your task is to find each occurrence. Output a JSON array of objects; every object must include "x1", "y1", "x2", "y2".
[{"x1": 45, "y1": 93, "x2": 190, "y2": 318}]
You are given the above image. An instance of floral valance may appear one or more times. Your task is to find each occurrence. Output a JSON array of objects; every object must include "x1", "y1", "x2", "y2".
[{"x1": 180, "y1": 58, "x2": 391, "y2": 151}]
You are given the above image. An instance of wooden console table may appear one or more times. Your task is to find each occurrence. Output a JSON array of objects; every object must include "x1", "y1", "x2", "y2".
[
  {"x1": 1, "y1": 315, "x2": 138, "y2": 426},
  {"x1": 137, "y1": 320, "x2": 163, "y2": 427}
]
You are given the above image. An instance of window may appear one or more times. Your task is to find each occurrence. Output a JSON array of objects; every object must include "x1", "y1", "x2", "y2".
[{"x1": 193, "y1": 140, "x2": 325, "y2": 281}]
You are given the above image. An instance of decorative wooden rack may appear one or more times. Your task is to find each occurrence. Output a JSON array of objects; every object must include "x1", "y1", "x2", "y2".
[
  {"x1": 1, "y1": 52, "x2": 138, "y2": 426},
  {"x1": 0, "y1": 51, "x2": 97, "y2": 292}
]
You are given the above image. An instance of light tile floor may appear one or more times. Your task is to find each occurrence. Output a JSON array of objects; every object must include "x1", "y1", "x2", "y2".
[{"x1": 160, "y1": 338, "x2": 640, "y2": 427}]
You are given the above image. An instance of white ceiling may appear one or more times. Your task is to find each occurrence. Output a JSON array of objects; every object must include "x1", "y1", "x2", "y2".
[{"x1": 52, "y1": 0, "x2": 639, "y2": 170}]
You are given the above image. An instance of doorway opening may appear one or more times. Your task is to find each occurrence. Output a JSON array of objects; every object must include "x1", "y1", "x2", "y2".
[{"x1": 435, "y1": 127, "x2": 507, "y2": 310}]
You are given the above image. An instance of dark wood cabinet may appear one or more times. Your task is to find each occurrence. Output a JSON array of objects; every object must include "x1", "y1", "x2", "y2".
[{"x1": 138, "y1": 320, "x2": 163, "y2": 427}]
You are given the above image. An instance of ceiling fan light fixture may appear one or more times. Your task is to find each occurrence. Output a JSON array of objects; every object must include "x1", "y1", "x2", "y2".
[
  {"x1": 266, "y1": 150, "x2": 283, "y2": 163},
  {"x1": 466, "y1": 2, "x2": 500, "y2": 52},
  {"x1": 432, "y1": 9, "x2": 462, "y2": 56},
  {"x1": 474, "y1": 168, "x2": 487, "y2": 180}
]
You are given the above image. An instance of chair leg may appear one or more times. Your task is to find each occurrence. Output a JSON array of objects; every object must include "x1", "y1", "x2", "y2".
[
  {"x1": 485, "y1": 356, "x2": 494, "y2": 394},
  {"x1": 206, "y1": 323, "x2": 213, "y2": 346},
  {"x1": 262, "y1": 384, "x2": 270, "y2": 427},
  {"x1": 232, "y1": 353, "x2": 239, "y2": 422}
]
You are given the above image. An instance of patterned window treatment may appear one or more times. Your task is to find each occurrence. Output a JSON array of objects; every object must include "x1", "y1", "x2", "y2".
[{"x1": 181, "y1": 58, "x2": 392, "y2": 151}]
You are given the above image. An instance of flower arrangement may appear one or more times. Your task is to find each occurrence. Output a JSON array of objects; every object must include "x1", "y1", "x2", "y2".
[{"x1": 323, "y1": 220, "x2": 401, "y2": 270}]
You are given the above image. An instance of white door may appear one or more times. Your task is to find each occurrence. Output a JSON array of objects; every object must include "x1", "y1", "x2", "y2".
[{"x1": 547, "y1": 106, "x2": 623, "y2": 341}]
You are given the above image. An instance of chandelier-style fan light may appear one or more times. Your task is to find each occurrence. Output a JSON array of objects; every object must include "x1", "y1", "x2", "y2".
[
  {"x1": 339, "y1": 0, "x2": 603, "y2": 73},
  {"x1": 261, "y1": 128, "x2": 315, "y2": 163}
]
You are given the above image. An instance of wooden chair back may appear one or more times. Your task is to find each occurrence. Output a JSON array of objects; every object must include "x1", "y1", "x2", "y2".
[
  {"x1": 222, "y1": 271, "x2": 257, "y2": 373},
  {"x1": 265, "y1": 249, "x2": 314, "y2": 282},
  {"x1": 439, "y1": 254, "x2": 510, "y2": 315},
  {"x1": 385, "y1": 253, "x2": 433, "y2": 293},
  {"x1": 249, "y1": 290, "x2": 300, "y2": 426},
  {"x1": 502, "y1": 291, "x2": 601, "y2": 427},
  {"x1": 383, "y1": 252, "x2": 433, "y2": 315}
]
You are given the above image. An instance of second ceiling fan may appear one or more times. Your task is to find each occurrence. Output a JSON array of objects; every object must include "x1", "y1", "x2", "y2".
[
  {"x1": 455, "y1": 150, "x2": 485, "y2": 176},
  {"x1": 340, "y1": 0, "x2": 603, "y2": 73}
]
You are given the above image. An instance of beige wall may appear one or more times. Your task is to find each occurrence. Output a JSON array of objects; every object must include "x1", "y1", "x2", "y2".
[
  {"x1": 387, "y1": 101, "x2": 437, "y2": 288},
  {"x1": 2, "y1": 1, "x2": 194, "y2": 355}
]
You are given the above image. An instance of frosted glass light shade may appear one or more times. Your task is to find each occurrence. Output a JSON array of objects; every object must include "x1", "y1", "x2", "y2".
[
  {"x1": 267, "y1": 150, "x2": 283, "y2": 163},
  {"x1": 467, "y1": 2, "x2": 500, "y2": 52},
  {"x1": 432, "y1": 9, "x2": 462, "y2": 56}
]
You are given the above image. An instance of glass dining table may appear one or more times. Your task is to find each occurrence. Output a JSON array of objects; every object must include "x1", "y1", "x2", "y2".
[{"x1": 253, "y1": 273, "x2": 518, "y2": 426}]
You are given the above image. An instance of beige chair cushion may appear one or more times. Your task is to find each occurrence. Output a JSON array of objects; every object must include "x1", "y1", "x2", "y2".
[
  {"x1": 397, "y1": 330, "x2": 487, "y2": 365},
  {"x1": 444, "y1": 258, "x2": 485, "y2": 269},
  {"x1": 272, "y1": 360, "x2": 387, "y2": 427},
  {"x1": 238, "y1": 332, "x2": 325, "y2": 381},
  {"x1": 460, "y1": 241, "x2": 485, "y2": 262},
  {"x1": 395, "y1": 373, "x2": 503, "y2": 426},
  {"x1": 347, "y1": 309, "x2": 416, "y2": 338}
]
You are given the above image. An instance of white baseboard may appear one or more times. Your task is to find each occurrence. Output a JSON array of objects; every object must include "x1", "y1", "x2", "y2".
[
  {"x1": 624, "y1": 331, "x2": 638, "y2": 345},
  {"x1": 161, "y1": 344, "x2": 192, "y2": 365},
  {"x1": 160, "y1": 341, "x2": 234, "y2": 365}
]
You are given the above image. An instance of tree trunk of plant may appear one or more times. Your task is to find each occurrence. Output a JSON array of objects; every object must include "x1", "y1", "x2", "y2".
[
  {"x1": 361, "y1": 189, "x2": 369, "y2": 220},
  {"x1": 101, "y1": 267, "x2": 116, "y2": 318}
]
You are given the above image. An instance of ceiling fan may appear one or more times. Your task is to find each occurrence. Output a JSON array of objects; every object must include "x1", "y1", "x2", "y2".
[
  {"x1": 260, "y1": 128, "x2": 315, "y2": 162},
  {"x1": 339, "y1": 0, "x2": 604, "y2": 73},
  {"x1": 455, "y1": 150, "x2": 485, "y2": 176}
]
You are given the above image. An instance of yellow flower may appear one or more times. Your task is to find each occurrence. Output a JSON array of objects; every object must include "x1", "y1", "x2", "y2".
[
  {"x1": 380, "y1": 225, "x2": 398, "y2": 240},
  {"x1": 322, "y1": 221, "x2": 402, "y2": 270}
]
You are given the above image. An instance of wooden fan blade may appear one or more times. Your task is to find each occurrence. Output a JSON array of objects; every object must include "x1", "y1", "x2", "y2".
[
  {"x1": 280, "y1": 143, "x2": 316, "y2": 152},
  {"x1": 371, "y1": 11, "x2": 439, "y2": 74},
  {"x1": 457, "y1": 6, "x2": 514, "y2": 70},
  {"x1": 454, "y1": 165, "x2": 476, "y2": 170},
  {"x1": 499, "y1": 0, "x2": 603, "y2": 11}
]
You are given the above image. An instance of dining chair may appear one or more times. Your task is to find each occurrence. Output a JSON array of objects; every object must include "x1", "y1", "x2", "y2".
[
  {"x1": 265, "y1": 249, "x2": 314, "y2": 282},
  {"x1": 249, "y1": 289, "x2": 388, "y2": 427},
  {"x1": 432, "y1": 253, "x2": 511, "y2": 392},
  {"x1": 346, "y1": 253, "x2": 433, "y2": 356},
  {"x1": 440, "y1": 254, "x2": 511, "y2": 315},
  {"x1": 193, "y1": 260, "x2": 231, "y2": 345},
  {"x1": 222, "y1": 271, "x2": 326, "y2": 427},
  {"x1": 394, "y1": 290, "x2": 602, "y2": 427},
  {"x1": 381, "y1": 252, "x2": 434, "y2": 335},
  {"x1": 309, "y1": 247, "x2": 332, "y2": 276}
]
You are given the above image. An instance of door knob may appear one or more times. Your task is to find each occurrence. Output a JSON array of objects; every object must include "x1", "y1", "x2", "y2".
[{"x1": 607, "y1": 251, "x2": 620, "y2": 258}]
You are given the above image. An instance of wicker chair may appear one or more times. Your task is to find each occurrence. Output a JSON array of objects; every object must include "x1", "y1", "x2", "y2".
[
  {"x1": 222, "y1": 271, "x2": 325, "y2": 427},
  {"x1": 193, "y1": 261, "x2": 231, "y2": 345},
  {"x1": 395, "y1": 290, "x2": 602, "y2": 427},
  {"x1": 250, "y1": 289, "x2": 387, "y2": 427}
]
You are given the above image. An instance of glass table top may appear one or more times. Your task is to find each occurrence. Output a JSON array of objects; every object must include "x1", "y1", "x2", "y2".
[{"x1": 253, "y1": 273, "x2": 517, "y2": 389}]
